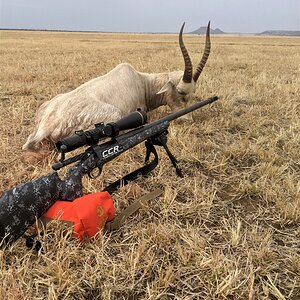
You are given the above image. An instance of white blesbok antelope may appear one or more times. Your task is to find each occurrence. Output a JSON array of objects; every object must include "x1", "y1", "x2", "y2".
[{"x1": 22, "y1": 22, "x2": 211, "y2": 162}]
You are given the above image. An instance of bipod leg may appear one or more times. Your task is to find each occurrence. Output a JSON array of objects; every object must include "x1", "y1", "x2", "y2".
[
  {"x1": 153, "y1": 133, "x2": 184, "y2": 178},
  {"x1": 162, "y1": 142, "x2": 184, "y2": 178},
  {"x1": 144, "y1": 140, "x2": 157, "y2": 164}
]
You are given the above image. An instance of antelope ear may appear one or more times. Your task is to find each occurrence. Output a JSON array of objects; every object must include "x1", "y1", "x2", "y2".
[{"x1": 156, "y1": 80, "x2": 175, "y2": 95}]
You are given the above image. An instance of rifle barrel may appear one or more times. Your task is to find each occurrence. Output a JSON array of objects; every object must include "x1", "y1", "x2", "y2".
[{"x1": 151, "y1": 96, "x2": 219, "y2": 126}]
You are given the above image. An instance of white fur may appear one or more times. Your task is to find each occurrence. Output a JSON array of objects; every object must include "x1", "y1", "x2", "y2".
[{"x1": 22, "y1": 64, "x2": 189, "y2": 151}]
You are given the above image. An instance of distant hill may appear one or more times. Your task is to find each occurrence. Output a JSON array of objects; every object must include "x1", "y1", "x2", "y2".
[
  {"x1": 189, "y1": 26, "x2": 225, "y2": 35},
  {"x1": 258, "y1": 30, "x2": 300, "y2": 36}
]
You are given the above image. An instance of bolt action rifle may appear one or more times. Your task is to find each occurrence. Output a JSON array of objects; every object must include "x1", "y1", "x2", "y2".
[{"x1": 0, "y1": 96, "x2": 219, "y2": 246}]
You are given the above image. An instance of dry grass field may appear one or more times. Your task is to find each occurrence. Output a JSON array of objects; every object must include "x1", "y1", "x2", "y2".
[{"x1": 0, "y1": 30, "x2": 299, "y2": 299}]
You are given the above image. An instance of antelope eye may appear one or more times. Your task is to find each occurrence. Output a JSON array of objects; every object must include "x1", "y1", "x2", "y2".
[{"x1": 178, "y1": 90, "x2": 187, "y2": 96}]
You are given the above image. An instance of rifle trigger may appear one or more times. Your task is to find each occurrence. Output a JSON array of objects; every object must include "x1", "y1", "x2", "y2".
[{"x1": 88, "y1": 165, "x2": 102, "y2": 179}]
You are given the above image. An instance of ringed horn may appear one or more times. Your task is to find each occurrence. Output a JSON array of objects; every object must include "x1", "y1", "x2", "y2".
[{"x1": 179, "y1": 21, "x2": 211, "y2": 83}]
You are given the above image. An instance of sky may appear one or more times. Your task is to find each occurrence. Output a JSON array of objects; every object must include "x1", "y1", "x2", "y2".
[{"x1": 0, "y1": 0, "x2": 299, "y2": 34}]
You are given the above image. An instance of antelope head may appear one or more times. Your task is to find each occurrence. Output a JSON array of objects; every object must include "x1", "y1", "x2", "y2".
[{"x1": 158, "y1": 21, "x2": 211, "y2": 116}]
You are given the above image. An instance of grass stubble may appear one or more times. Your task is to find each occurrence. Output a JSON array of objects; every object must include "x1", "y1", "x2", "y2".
[{"x1": 0, "y1": 30, "x2": 299, "y2": 299}]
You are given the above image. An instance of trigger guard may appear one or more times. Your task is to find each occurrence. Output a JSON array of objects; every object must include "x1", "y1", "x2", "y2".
[{"x1": 88, "y1": 166, "x2": 102, "y2": 179}]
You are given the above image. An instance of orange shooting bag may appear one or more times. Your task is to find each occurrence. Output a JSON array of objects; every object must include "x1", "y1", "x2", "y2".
[
  {"x1": 41, "y1": 191, "x2": 115, "y2": 241},
  {"x1": 39, "y1": 189, "x2": 163, "y2": 242}
]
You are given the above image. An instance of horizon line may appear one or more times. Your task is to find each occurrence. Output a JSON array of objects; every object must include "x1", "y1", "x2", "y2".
[{"x1": 1, "y1": 27, "x2": 300, "y2": 36}]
